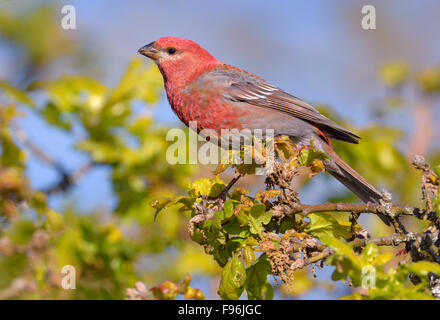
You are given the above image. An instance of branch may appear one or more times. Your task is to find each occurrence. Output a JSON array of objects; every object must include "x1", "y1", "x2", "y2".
[
  {"x1": 43, "y1": 161, "x2": 96, "y2": 195},
  {"x1": 277, "y1": 202, "x2": 439, "y2": 226},
  {"x1": 265, "y1": 230, "x2": 439, "y2": 284},
  {"x1": 351, "y1": 230, "x2": 439, "y2": 249},
  {"x1": 0, "y1": 278, "x2": 37, "y2": 300},
  {"x1": 11, "y1": 121, "x2": 59, "y2": 168}
]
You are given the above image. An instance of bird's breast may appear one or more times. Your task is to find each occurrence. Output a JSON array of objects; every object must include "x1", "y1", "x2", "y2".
[{"x1": 167, "y1": 88, "x2": 246, "y2": 136}]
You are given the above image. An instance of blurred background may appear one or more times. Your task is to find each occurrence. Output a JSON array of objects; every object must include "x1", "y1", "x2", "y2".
[{"x1": 0, "y1": 0, "x2": 439, "y2": 299}]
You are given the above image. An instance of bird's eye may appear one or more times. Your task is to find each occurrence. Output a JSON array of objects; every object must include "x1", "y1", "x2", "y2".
[{"x1": 167, "y1": 48, "x2": 177, "y2": 55}]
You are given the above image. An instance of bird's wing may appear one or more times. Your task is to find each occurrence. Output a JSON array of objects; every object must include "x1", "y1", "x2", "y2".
[{"x1": 202, "y1": 67, "x2": 360, "y2": 144}]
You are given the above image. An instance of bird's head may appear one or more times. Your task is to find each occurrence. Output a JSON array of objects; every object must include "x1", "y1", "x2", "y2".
[{"x1": 138, "y1": 37, "x2": 219, "y2": 84}]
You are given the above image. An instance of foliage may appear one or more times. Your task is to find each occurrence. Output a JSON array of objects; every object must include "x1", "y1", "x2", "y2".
[
  {"x1": 0, "y1": 58, "x2": 217, "y2": 298},
  {"x1": 326, "y1": 239, "x2": 440, "y2": 300},
  {"x1": 156, "y1": 137, "x2": 440, "y2": 300},
  {"x1": 0, "y1": 5, "x2": 215, "y2": 298}
]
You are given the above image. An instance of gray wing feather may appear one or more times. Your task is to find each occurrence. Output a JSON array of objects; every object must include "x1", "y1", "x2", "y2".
[{"x1": 204, "y1": 68, "x2": 360, "y2": 144}]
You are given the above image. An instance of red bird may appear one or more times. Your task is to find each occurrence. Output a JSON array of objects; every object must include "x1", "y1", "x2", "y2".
[{"x1": 138, "y1": 37, "x2": 389, "y2": 225}]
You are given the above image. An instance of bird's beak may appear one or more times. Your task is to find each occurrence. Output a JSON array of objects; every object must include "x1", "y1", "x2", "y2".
[{"x1": 138, "y1": 42, "x2": 158, "y2": 60}]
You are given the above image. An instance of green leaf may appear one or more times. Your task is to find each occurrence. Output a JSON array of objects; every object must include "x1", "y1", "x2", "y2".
[
  {"x1": 433, "y1": 165, "x2": 440, "y2": 180},
  {"x1": 417, "y1": 66, "x2": 440, "y2": 93},
  {"x1": 222, "y1": 220, "x2": 251, "y2": 238},
  {"x1": 188, "y1": 178, "x2": 225, "y2": 198},
  {"x1": 406, "y1": 261, "x2": 440, "y2": 277},
  {"x1": 41, "y1": 102, "x2": 72, "y2": 130},
  {"x1": 43, "y1": 75, "x2": 107, "y2": 112},
  {"x1": 298, "y1": 144, "x2": 328, "y2": 166},
  {"x1": 45, "y1": 209, "x2": 64, "y2": 231},
  {"x1": 218, "y1": 254, "x2": 246, "y2": 300},
  {"x1": 305, "y1": 212, "x2": 355, "y2": 240},
  {"x1": 243, "y1": 246, "x2": 255, "y2": 267},
  {"x1": 213, "y1": 210, "x2": 226, "y2": 230},
  {"x1": 275, "y1": 136, "x2": 296, "y2": 161},
  {"x1": 110, "y1": 58, "x2": 162, "y2": 105},
  {"x1": 0, "y1": 81, "x2": 34, "y2": 106},
  {"x1": 245, "y1": 255, "x2": 273, "y2": 300},
  {"x1": 151, "y1": 196, "x2": 194, "y2": 221},
  {"x1": 248, "y1": 204, "x2": 271, "y2": 235},
  {"x1": 320, "y1": 235, "x2": 362, "y2": 268},
  {"x1": 361, "y1": 243, "x2": 392, "y2": 266},
  {"x1": 378, "y1": 61, "x2": 409, "y2": 88},
  {"x1": 213, "y1": 200, "x2": 240, "y2": 230},
  {"x1": 128, "y1": 116, "x2": 153, "y2": 137},
  {"x1": 370, "y1": 253, "x2": 393, "y2": 266},
  {"x1": 223, "y1": 200, "x2": 239, "y2": 219}
]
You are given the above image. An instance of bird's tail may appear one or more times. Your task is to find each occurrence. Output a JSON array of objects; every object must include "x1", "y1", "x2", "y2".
[{"x1": 320, "y1": 143, "x2": 391, "y2": 226}]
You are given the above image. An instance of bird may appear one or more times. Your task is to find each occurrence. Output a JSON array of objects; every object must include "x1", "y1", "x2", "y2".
[{"x1": 138, "y1": 37, "x2": 390, "y2": 225}]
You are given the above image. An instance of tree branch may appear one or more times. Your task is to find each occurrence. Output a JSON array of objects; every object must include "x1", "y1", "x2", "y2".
[
  {"x1": 278, "y1": 201, "x2": 439, "y2": 226},
  {"x1": 11, "y1": 121, "x2": 96, "y2": 194},
  {"x1": 351, "y1": 230, "x2": 439, "y2": 249}
]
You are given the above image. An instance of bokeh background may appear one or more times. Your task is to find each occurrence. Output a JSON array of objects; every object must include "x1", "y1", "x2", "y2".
[{"x1": 0, "y1": 0, "x2": 439, "y2": 299}]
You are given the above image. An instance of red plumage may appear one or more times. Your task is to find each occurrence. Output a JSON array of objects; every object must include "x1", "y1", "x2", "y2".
[{"x1": 138, "y1": 37, "x2": 390, "y2": 225}]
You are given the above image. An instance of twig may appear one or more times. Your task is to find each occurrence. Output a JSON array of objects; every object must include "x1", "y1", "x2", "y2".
[
  {"x1": 11, "y1": 121, "x2": 60, "y2": 168},
  {"x1": 413, "y1": 154, "x2": 438, "y2": 212},
  {"x1": 0, "y1": 278, "x2": 37, "y2": 300},
  {"x1": 350, "y1": 231, "x2": 439, "y2": 248},
  {"x1": 283, "y1": 202, "x2": 439, "y2": 226},
  {"x1": 43, "y1": 161, "x2": 96, "y2": 194},
  {"x1": 11, "y1": 121, "x2": 96, "y2": 194},
  {"x1": 349, "y1": 212, "x2": 360, "y2": 236},
  {"x1": 306, "y1": 247, "x2": 334, "y2": 264}
]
